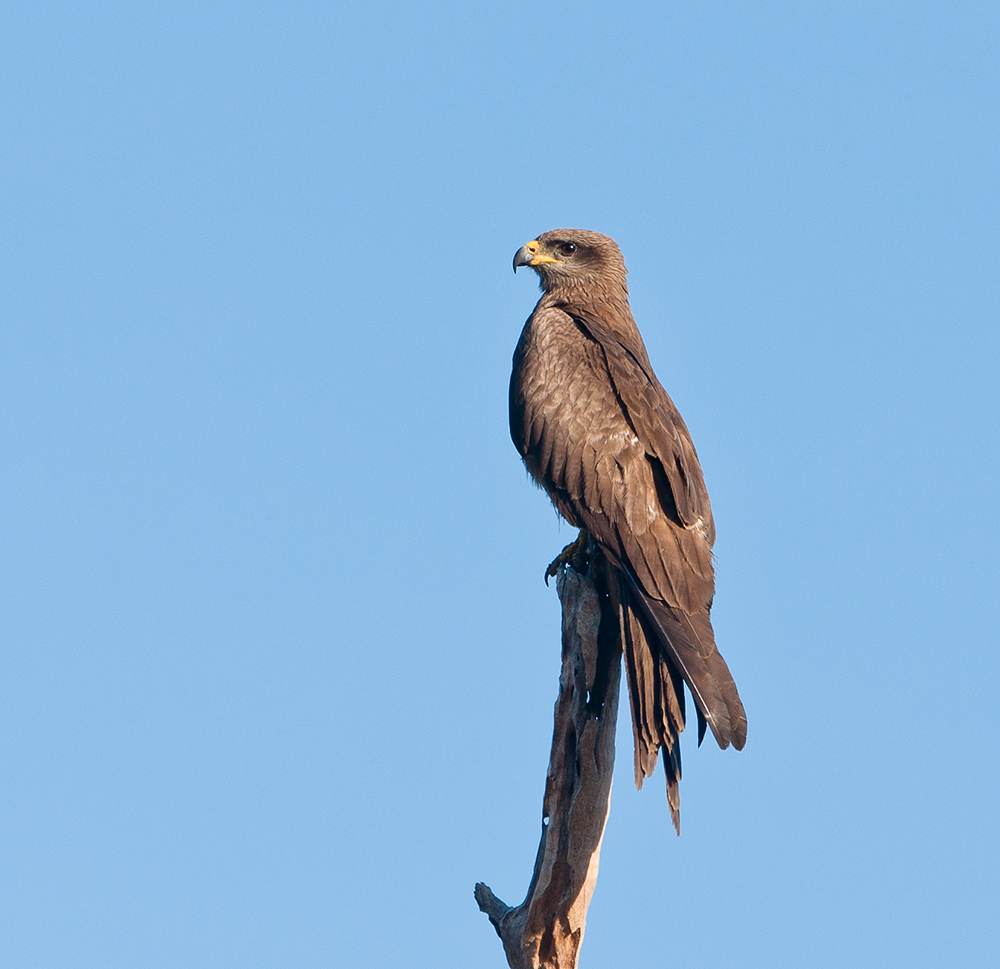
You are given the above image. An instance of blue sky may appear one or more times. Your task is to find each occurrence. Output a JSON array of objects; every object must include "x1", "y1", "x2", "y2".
[{"x1": 2, "y1": 2, "x2": 998, "y2": 966}]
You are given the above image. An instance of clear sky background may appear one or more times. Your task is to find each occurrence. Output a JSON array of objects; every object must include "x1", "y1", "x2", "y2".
[{"x1": 2, "y1": 2, "x2": 998, "y2": 967}]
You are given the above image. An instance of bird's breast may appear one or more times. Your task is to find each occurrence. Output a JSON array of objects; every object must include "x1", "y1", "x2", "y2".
[{"x1": 514, "y1": 310, "x2": 597, "y2": 408}]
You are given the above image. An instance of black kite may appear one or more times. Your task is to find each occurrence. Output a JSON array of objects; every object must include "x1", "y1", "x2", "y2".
[{"x1": 510, "y1": 229, "x2": 746, "y2": 831}]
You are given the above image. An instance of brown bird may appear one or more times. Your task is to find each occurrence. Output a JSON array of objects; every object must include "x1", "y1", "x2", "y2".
[{"x1": 510, "y1": 229, "x2": 746, "y2": 832}]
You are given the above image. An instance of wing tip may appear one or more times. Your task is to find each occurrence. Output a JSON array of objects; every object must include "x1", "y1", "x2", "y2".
[{"x1": 732, "y1": 713, "x2": 748, "y2": 751}]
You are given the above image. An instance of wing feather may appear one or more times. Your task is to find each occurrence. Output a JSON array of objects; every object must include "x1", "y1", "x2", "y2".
[{"x1": 510, "y1": 302, "x2": 747, "y2": 780}]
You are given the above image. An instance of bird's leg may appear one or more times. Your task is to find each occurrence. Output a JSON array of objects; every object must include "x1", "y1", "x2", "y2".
[{"x1": 545, "y1": 530, "x2": 591, "y2": 585}]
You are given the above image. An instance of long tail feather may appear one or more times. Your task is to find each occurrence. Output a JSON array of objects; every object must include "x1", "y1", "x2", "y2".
[
  {"x1": 595, "y1": 550, "x2": 746, "y2": 833},
  {"x1": 629, "y1": 578, "x2": 747, "y2": 751}
]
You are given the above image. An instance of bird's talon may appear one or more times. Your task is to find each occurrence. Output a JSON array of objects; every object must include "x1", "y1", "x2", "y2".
[{"x1": 544, "y1": 532, "x2": 589, "y2": 585}]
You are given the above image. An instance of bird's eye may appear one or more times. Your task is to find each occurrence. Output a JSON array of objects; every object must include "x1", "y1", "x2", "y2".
[{"x1": 559, "y1": 242, "x2": 577, "y2": 254}]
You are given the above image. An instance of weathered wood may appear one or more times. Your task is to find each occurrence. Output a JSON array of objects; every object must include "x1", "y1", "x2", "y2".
[{"x1": 476, "y1": 559, "x2": 622, "y2": 969}]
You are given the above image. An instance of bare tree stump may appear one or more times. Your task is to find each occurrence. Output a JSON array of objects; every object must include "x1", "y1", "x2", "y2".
[{"x1": 475, "y1": 560, "x2": 622, "y2": 969}]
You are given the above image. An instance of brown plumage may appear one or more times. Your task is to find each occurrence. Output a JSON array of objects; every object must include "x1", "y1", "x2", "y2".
[{"x1": 510, "y1": 229, "x2": 746, "y2": 832}]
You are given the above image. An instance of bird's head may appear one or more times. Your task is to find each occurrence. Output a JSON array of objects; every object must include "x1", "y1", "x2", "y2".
[{"x1": 513, "y1": 229, "x2": 627, "y2": 294}]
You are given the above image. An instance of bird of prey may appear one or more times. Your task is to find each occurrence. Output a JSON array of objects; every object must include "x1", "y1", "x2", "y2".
[{"x1": 510, "y1": 229, "x2": 746, "y2": 831}]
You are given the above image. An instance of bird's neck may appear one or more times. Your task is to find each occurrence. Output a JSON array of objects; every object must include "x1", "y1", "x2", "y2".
[{"x1": 540, "y1": 276, "x2": 639, "y2": 338}]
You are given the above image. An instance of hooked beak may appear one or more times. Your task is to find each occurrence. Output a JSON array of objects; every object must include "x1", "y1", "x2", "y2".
[
  {"x1": 512, "y1": 242, "x2": 536, "y2": 273},
  {"x1": 512, "y1": 239, "x2": 559, "y2": 273}
]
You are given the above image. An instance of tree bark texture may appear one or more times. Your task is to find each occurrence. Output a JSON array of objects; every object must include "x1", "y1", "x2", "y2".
[{"x1": 475, "y1": 555, "x2": 622, "y2": 969}]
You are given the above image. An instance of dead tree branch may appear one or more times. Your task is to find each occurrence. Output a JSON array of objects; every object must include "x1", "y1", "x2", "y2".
[{"x1": 476, "y1": 555, "x2": 622, "y2": 969}]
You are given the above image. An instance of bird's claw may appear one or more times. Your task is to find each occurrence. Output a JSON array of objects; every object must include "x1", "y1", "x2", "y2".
[{"x1": 544, "y1": 532, "x2": 590, "y2": 585}]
